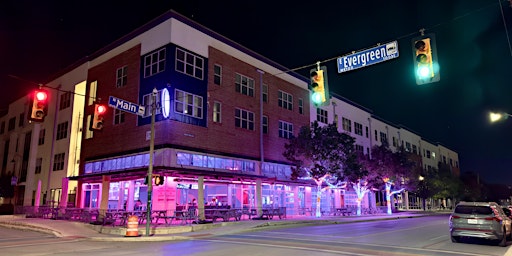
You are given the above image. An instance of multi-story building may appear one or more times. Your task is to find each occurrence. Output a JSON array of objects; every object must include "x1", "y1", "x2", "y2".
[{"x1": 0, "y1": 10, "x2": 460, "y2": 216}]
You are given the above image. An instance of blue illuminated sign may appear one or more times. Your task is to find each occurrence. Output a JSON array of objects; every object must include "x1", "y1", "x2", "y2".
[{"x1": 337, "y1": 41, "x2": 399, "y2": 73}]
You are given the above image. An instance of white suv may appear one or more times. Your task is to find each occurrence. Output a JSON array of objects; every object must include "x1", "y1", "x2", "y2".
[{"x1": 449, "y1": 201, "x2": 511, "y2": 246}]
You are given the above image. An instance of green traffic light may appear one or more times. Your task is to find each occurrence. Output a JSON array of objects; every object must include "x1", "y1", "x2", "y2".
[
  {"x1": 312, "y1": 92, "x2": 322, "y2": 104},
  {"x1": 417, "y1": 66, "x2": 432, "y2": 78}
]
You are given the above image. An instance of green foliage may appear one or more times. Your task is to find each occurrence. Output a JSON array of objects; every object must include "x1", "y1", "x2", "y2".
[{"x1": 283, "y1": 121, "x2": 360, "y2": 182}]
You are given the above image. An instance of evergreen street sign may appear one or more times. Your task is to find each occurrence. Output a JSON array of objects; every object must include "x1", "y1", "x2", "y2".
[{"x1": 337, "y1": 41, "x2": 399, "y2": 73}]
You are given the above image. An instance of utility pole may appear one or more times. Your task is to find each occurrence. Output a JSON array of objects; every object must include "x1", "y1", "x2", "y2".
[{"x1": 145, "y1": 88, "x2": 157, "y2": 236}]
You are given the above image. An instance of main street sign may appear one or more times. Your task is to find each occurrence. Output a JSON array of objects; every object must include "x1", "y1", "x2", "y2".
[
  {"x1": 108, "y1": 96, "x2": 145, "y2": 116},
  {"x1": 337, "y1": 41, "x2": 399, "y2": 73}
]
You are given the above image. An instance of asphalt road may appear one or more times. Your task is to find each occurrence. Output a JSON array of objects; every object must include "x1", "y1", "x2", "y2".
[{"x1": 1, "y1": 215, "x2": 511, "y2": 256}]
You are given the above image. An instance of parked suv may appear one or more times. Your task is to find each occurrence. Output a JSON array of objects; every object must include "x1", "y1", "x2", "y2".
[{"x1": 449, "y1": 201, "x2": 511, "y2": 246}]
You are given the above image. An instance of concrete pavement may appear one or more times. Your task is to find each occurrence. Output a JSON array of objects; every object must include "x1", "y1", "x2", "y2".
[{"x1": 0, "y1": 211, "x2": 441, "y2": 242}]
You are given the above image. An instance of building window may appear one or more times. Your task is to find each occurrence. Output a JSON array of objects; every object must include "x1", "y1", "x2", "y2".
[
  {"x1": 176, "y1": 48, "x2": 203, "y2": 80},
  {"x1": 298, "y1": 98, "x2": 304, "y2": 114},
  {"x1": 35, "y1": 158, "x2": 42, "y2": 174},
  {"x1": 365, "y1": 126, "x2": 369, "y2": 138},
  {"x1": 392, "y1": 137, "x2": 397, "y2": 147},
  {"x1": 175, "y1": 89, "x2": 203, "y2": 118},
  {"x1": 56, "y1": 122, "x2": 68, "y2": 140},
  {"x1": 114, "y1": 109, "x2": 125, "y2": 124},
  {"x1": 355, "y1": 144, "x2": 364, "y2": 153},
  {"x1": 354, "y1": 122, "x2": 363, "y2": 136},
  {"x1": 88, "y1": 81, "x2": 97, "y2": 106},
  {"x1": 262, "y1": 115, "x2": 268, "y2": 134},
  {"x1": 143, "y1": 90, "x2": 162, "y2": 117},
  {"x1": 19, "y1": 113, "x2": 24, "y2": 127},
  {"x1": 412, "y1": 145, "x2": 418, "y2": 154},
  {"x1": 144, "y1": 48, "x2": 166, "y2": 77},
  {"x1": 53, "y1": 153, "x2": 65, "y2": 171},
  {"x1": 214, "y1": 64, "x2": 222, "y2": 85},
  {"x1": 380, "y1": 132, "x2": 388, "y2": 145},
  {"x1": 262, "y1": 84, "x2": 268, "y2": 103},
  {"x1": 406, "y1": 142, "x2": 411, "y2": 152},
  {"x1": 0, "y1": 121, "x2": 4, "y2": 134},
  {"x1": 342, "y1": 117, "x2": 352, "y2": 132},
  {"x1": 374, "y1": 130, "x2": 378, "y2": 141},
  {"x1": 59, "y1": 91, "x2": 71, "y2": 110},
  {"x1": 235, "y1": 73, "x2": 254, "y2": 97},
  {"x1": 235, "y1": 108, "x2": 254, "y2": 130},
  {"x1": 279, "y1": 120, "x2": 293, "y2": 139},
  {"x1": 213, "y1": 101, "x2": 221, "y2": 123},
  {"x1": 278, "y1": 91, "x2": 293, "y2": 110},
  {"x1": 8, "y1": 117, "x2": 15, "y2": 131},
  {"x1": 426, "y1": 150, "x2": 431, "y2": 159},
  {"x1": 316, "y1": 108, "x2": 328, "y2": 123},
  {"x1": 116, "y1": 66, "x2": 128, "y2": 87},
  {"x1": 38, "y1": 129, "x2": 45, "y2": 145}
]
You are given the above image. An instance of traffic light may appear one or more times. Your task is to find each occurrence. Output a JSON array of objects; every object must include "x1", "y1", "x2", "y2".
[
  {"x1": 28, "y1": 89, "x2": 49, "y2": 122},
  {"x1": 310, "y1": 66, "x2": 330, "y2": 106},
  {"x1": 89, "y1": 103, "x2": 106, "y2": 131},
  {"x1": 154, "y1": 175, "x2": 164, "y2": 186},
  {"x1": 412, "y1": 33, "x2": 440, "y2": 85}
]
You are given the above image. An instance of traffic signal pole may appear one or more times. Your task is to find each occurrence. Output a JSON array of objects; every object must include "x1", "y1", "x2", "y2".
[{"x1": 146, "y1": 88, "x2": 157, "y2": 236}]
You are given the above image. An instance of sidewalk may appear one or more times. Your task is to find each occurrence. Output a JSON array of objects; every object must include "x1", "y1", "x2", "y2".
[{"x1": 0, "y1": 211, "x2": 442, "y2": 242}]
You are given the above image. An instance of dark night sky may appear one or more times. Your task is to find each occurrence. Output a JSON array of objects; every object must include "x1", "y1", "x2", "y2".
[{"x1": 1, "y1": 1, "x2": 512, "y2": 184}]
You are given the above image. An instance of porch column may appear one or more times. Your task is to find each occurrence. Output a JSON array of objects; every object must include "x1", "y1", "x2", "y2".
[
  {"x1": 60, "y1": 177, "x2": 69, "y2": 208},
  {"x1": 198, "y1": 176, "x2": 205, "y2": 221},
  {"x1": 256, "y1": 179, "x2": 262, "y2": 216},
  {"x1": 100, "y1": 175, "x2": 110, "y2": 210}
]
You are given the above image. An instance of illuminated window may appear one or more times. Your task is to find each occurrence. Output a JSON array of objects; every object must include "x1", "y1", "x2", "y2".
[
  {"x1": 235, "y1": 73, "x2": 254, "y2": 97},
  {"x1": 88, "y1": 81, "x2": 97, "y2": 106},
  {"x1": 213, "y1": 101, "x2": 221, "y2": 123},
  {"x1": 175, "y1": 89, "x2": 203, "y2": 118},
  {"x1": 235, "y1": 108, "x2": 254, "y2": 130},
  {"x1": 278, "y1": 90, "x2": 293, "y2": 110},
  {"x1": 176, "y1": 48, "x2": 203, "y2": 80},
  {"x1": 116, "y1": 66, "x2": 128, "y2": 87},
  {"x1": 316, "y1": 108, "x2": 328, "y2": 123},
  {"x1": 342, "y1": 118, "x2": 352, "y2": 132},
  {"x1": 144, "y1": 48, "x2": 166, "y2": 77},
  {"x1": 279, "y1": 120, "x2": 293, "y2": 139}
]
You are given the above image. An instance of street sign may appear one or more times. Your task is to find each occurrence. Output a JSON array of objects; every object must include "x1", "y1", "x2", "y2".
[
  {"x1": 108, "y1": 96, "x2": 145, "y2": 116},
  {"x1": 337, "y1": 41, "x2": 399, "y2": 73}
]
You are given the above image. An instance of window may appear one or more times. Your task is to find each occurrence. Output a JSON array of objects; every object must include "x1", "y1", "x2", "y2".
[
  {"x1": 374, "y1": 130, "x2": 378, "y2": 141},
  {"x1": 38, "y1": 129, "x2": 45, "y2": 145},
  {"x1": 392, "y1": 137, "x2": 397, "y2": 147},
  {"x1": 365, "y1": 126, "x2": 369, "y2": 138},
  {"x1": 214, "y1": 64, "x2": 222, "y2": 85},
  {"x1": 380, "y1": 132, "x2": 388, "y2": 145},
  {"x1": 278, "y1": 91, "x2": 293, "y2": 110},
  {"x1": 355, "y1": 144, "x2": 364, "y2": 153},
  {"x1": 18, "y1": 113, "x2": 24, "y2": 127},
  {"x1": 175, "y1": 48, "x2": 203, "y2": 80},
  {"x1": 143, "y1": 90, "x2": 162, "y2": 117},
  {"x1": 235, "y1": 73, "x2": 254, "y2": 96},
  {"x1": 88, "y1": 81, "x2": 97, "y2": 106},
  {"x1": 317, "y1": 108, "x2": 328, "y2": 123},
  {"x1": 53, "y1": 153, "x2": 65, "y2": 171},
  {"x1": 175, "y1": 89, "x2": 203, "y2": 118},
  {"x1": 114, "y1": 109, "x2": 125, "y2": 124},
  {"x1": 412, "y1": 145, "x2": 418, "y2": 154},
  {"x1": 279, "y1": 120, "x2": 293, "y2": 139},
  {"x1": 0, "y1": 121, "x2": 4, "y2": 134},
  {"x1": 59, "y1": 92, "x2": 71, "y2": 110},
  {"x1": 235, "y1": 108, "x2": 254, "y2": 130},
  {"x1": 342, "y1": 117, "x2": 352, "y2": 132},
  {"x1": 354, "y1": 122, "x2": 363, "y2": 136},
  {"x1": 262, "y1": 84, "x2": 268, "y2": 103},
  {"x1": 298, "y1": 98, "x2": 303, "y2": 114},
  {"x1": 144, "y1": 48, "x2": 166, "y2": 77},
  {"x1": 116, "y1": 66, "x2": 128, "y2": 87},
  {"x1": 8, "y1": 117, "x2": 15, "y2": 131},
  {"x1": 262, "y1": 115, "x2": 268, "y2": 134},
  {"x1": 56, "y1": 122, "x2": 68, "y2": 140},
  {"x1": 426, "y1": 150, "x2": 431, "y2": 158},
  {"x1": 35, "y1": 158, "x2": 42, "y2": 174},
  {"x1": 406, "y1": 142, "x2": 411, "y2": 152},
  {"x1": 213, "y1": 102, "x2": 221, "y2": 123}
]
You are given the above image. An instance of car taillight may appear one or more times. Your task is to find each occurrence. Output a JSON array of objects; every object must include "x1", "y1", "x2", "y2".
[
  {"x1": 484, "y1": 216, "x2": 502, "y2": 222},
  {"x1": 450, "y1": 215, "x2": 460, "y2": 220}
]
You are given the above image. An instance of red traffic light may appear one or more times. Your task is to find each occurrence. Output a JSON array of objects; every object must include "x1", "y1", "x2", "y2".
[
  {"x1": 97, "y1": 105, "x2": 107, "y2": 114},
  {"x1": 35, "y1": 91, "x2": 48, "y2": 101},
  {"x1": 28, "y1": 89, "x2": 49, "y2": 122}
]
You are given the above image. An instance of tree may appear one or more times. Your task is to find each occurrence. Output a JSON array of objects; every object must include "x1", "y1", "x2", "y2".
[
  {"x1": 283, "y1": 121, "x2": 359, "y2": 217},
  {"x1": 360, "y1": 145, "x2": 417, "y2": 215}
]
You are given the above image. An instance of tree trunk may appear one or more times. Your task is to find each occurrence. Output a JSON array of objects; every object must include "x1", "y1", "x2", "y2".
[{"x1": 315, "y1": 184, "x2": 322, "y2": 218}]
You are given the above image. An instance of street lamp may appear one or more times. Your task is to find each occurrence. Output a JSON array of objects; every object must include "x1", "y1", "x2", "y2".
[{"x1": 489, "y1": 111, "x2": 512, "y2": 123}]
